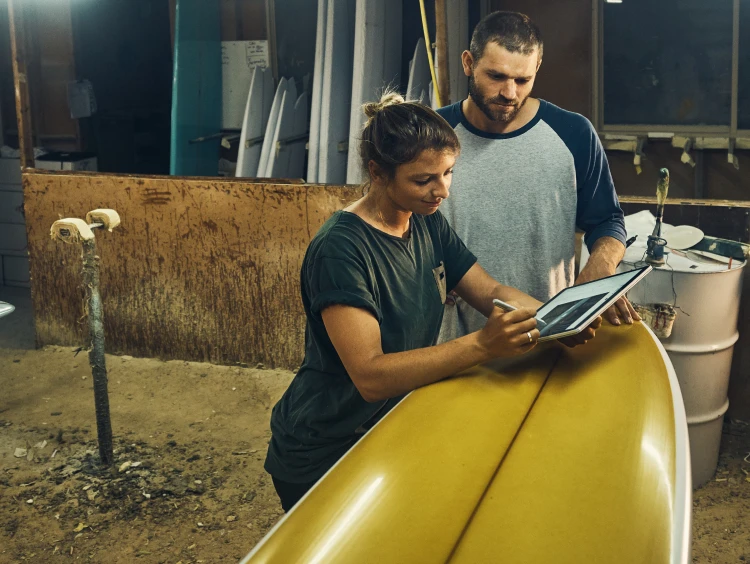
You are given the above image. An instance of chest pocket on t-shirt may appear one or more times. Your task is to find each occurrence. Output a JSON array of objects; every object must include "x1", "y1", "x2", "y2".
[{"x1": 432, "y1": 261, "x2": 447, "y2": 304}]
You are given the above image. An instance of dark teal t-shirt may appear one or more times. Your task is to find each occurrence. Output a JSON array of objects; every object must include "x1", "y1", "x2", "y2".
[{"x1": 264, "y1": 210, "x2": 477, "y2": 483}]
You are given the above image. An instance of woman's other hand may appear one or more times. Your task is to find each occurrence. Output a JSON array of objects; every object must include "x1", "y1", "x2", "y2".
[{"x1": 558, "y1": 316, "x2": 602, "y2": 348}]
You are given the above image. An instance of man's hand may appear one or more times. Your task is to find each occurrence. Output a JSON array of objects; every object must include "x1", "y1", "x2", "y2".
[{"x1": 576, "y1": 236, "x2": 640, "y2": 326}]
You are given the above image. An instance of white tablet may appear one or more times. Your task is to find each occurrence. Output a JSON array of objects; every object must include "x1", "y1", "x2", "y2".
[{"x1": 536, "y1": 266, "x2": 652, "y2": 342}]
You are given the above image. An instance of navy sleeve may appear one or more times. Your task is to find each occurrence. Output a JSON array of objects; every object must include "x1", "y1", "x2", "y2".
[
  {"x1": 541, "y1": 103, "x2": 626, "y2": 251},
  {"x1": 436, "y1": 102, "x2": 463, "y2": 129}
]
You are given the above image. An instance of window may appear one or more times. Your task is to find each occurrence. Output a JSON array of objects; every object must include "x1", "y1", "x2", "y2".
[
  {"x1": 738, "y1": 1, "x2": 750, "y2": 129},
  {"x1": 595, "y1": 0, "x2": 749, "y2": 135}
]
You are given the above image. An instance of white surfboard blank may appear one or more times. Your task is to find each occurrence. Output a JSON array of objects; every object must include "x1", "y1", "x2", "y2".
[
  {"x1": 236, "y1": 66, "x2": 274, "y2": 178},
  {"x1": 258, "y1": 77, "x2": 289, "y2": 178},
  {"x1": 317, "y1": 0, "x2": 356, "y2": 185},
  {"x1": 406, "y1": 37, "x2": 431, "y2": 104},
  {"x1": 263, "y1": 80, "x2": 298, "y2": 177},
  {"x1": 268, "y1": 90, "x2": 308, "y2": 179},
  {"x1": 346, "y1": 0, "x2": 402, "y2": 185},
  {"x1": 307, "y1": 0, "x2": 328, "y2": 184}
]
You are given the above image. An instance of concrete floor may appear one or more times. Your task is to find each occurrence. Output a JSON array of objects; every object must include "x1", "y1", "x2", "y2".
[{"x1": 0, "y1": 285, "x2": 35, "y2": 349}]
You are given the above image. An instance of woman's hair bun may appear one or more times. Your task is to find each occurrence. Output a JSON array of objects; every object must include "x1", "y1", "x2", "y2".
[{"x1": 363, "y1": 91, "x2": 405, "y2": 120}]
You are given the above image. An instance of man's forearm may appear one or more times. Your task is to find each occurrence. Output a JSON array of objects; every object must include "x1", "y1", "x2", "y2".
[{"x1": 577, "y1": 236, "x2": 625, "y2": 283}]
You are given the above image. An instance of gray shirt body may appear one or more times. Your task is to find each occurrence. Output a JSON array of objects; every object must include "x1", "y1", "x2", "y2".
[{"x1": 436, "y1": 100, "x2": 626, "y2": 339}]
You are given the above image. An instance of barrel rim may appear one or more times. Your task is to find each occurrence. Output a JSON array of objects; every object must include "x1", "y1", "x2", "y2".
[
  {"x1": 686, "y1": 398, "x2": 730, "y2": 426},
  {"x1": 623, "y1": 258, "x2": 746, "y2": 276},
  {"x1": 663, "y1": 332, "x2": 739, "y2": 354}
]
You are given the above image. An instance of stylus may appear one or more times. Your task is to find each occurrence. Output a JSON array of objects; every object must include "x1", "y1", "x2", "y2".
[{"x1": 492, "y1": 299, "x2": 547, "y2": 327}]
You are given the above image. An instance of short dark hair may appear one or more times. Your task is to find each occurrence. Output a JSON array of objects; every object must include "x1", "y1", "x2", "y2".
[
  {"x1": 359, "y1": 91, "x2": 460, "y2": 181},
  {"x1": 469, "y1": 11, "x2": 543, "y2": 64}
]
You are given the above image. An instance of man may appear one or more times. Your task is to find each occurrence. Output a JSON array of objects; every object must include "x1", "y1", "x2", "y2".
[{"x1": 437, "y1": 11, "x2": 637, "y2": 341}]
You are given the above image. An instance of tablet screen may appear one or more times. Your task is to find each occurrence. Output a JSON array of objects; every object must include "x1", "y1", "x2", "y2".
[{"x1": 536, "y1": 267, "x2": 649, "y2": 338}]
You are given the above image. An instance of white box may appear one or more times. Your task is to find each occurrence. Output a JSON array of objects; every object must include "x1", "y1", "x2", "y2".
[
  {"x1": 0, "y1": 224, "x2": 28, "y2": 255},
  {"x1": 34, "y1": 152, "x2": 98, "y2": 172},
  {"x1": 0, "y1": 191, "x2": 24, "y2": 224},
  {"x1": 2, "y1": 255, "x2": 30, "y2": 287},
  {"x1": 221, "y1": 40, "x2": 269, "y2": 129}
]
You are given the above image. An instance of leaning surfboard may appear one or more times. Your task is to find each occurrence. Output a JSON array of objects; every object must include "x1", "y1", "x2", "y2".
[
  {"x1": 257, "y1": 78, "x2": 290, "y2": 178},
  {"x1": 306, "y1": 0, "x2": 328, "y2": 183},
  {"x1": 267, "y1": 91, "x2": 308, "y2": 179},
  {"x1": 236, "y1": 66, "x2": 274, "y2": 178},
  {"x1": 169, "y1": 0, "x2": 221, "y2": 176},
  {"x1": 317, "y1": 0, "x2": 356, "y2": 184},
  {"x1": 345, "y1": 0, "x2": 402, "y2": 184},
  {"x1": 406, "y1": 37, "x2": 431, "y2": 104},
  {"x1": 241, "y1": 323, "x2": 691, "y2": 564}
]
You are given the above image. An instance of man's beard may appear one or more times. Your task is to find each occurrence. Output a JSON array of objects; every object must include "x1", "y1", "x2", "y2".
[{"x1": 468, "y1": 74, "x2": 528, "y2": 124}]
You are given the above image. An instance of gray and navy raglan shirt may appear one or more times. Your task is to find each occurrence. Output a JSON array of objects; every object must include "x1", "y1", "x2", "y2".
[{"x1": 436, "y1": 99, "x2": 626, "y2": 340}]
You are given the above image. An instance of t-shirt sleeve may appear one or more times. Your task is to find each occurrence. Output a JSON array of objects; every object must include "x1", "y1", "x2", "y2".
[
  {"x1": 431, "y1": 211, "x2": 477, "y2": 291},
  {"x1": 307, "y1": 253, "x2": 382, "y2": 324},
  {"x1": 574, "y1": 120, "x2": 627, "y2": 251},
  {"x1": 542, "y1": 105, "x2": 627, "y2": 252}
]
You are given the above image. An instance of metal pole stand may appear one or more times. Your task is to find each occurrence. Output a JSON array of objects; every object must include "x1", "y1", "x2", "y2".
[{"x1": 50, "y1": 209, "x2": 121, "y2": 467}]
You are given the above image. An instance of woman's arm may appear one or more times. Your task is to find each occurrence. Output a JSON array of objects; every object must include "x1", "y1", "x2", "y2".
[
  {"x1": 453, "y1": 263, "x2": 543, "y2": 316},
  {"x1": 454, "y1": 263, "x2": 600, "y2": 348},
  {"x1": 322, "y1": 302, "x2": 539, "y2": 403}
]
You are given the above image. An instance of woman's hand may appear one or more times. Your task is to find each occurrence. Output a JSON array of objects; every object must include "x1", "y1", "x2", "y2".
[
  {"x1": 558, "y1": 316, "x2": 602, "y2": 348},
  {"x1": 477, "y1": 306, "x2": 539, "y2": 359}
]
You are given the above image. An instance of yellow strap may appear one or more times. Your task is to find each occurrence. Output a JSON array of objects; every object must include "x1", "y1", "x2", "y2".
[{"x1": 418, "y1": 0, "x2": 442, "y2": 107}]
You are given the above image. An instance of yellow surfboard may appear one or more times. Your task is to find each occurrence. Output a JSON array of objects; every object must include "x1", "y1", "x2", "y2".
[{"x1": 242, "y1": 324, "x2": 691, "y2": 564}]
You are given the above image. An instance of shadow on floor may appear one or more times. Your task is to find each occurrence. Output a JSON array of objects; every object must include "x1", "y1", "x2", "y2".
[{"x1": 0, "y1": 285, "x2": 35, "y2": 349}]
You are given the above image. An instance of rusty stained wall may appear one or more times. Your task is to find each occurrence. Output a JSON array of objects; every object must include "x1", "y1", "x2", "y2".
[
  {"x1": 24, "y1": 171, "x2": 360, "y2": 369},
  {"x1": 489, "y1": 0, "x2": 592, "y2": 118},
  {"x1": 219, "y1": 0, "x2": 267, "y2": 41}
]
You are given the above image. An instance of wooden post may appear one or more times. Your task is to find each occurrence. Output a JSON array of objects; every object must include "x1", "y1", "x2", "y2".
[
  {"x1": 435, "y1": 0, "x2": 451, "y2": 107},
  {"x1": 264, "y1": 0, "x2": 278, "y2": 83},
  {"x1": 169, "y1": 0, "x2": 177, "y2": 56},
  {"x1": 7, "y1": 0, "x2": 34, "y2": 168}
]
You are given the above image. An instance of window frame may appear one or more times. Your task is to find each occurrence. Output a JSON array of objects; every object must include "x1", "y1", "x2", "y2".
[{"x1": 592, "y1": 0, "x2": 746, "y2": 137}]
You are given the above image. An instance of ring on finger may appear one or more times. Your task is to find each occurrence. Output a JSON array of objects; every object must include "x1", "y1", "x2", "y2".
[{"x1": 527, "y1": 331, "x2": 533, "y2": 343}]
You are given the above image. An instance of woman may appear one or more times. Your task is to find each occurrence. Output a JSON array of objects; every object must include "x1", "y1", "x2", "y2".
[{"x1": 264, "y1": 92, "x2": 598, "y2": 511}]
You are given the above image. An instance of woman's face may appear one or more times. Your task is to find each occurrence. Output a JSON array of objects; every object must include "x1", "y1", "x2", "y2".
[{"x1": 377, "y1": 149, "x2": 458, "y2": 215}]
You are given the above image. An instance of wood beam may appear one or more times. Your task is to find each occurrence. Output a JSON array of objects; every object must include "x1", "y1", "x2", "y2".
[
  {"x1": 7, "y1": 0, "x2": 34, "y2": 168},
  {"x1": 435, "y1": 0, "x2": 451, "y2": 106}
]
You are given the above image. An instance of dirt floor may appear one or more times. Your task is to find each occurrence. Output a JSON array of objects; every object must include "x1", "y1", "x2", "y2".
[
  {"x1": 0, "y1": 345, "x2": 292, "y2": 563},
  {"x1": 0, "y1": 343, "x2": 749, "y2": 563}
]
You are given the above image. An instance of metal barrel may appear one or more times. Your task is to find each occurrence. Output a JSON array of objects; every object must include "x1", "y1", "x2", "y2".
[{"x1": 625, "y1": 260, "x2": 745, "y2": 488}]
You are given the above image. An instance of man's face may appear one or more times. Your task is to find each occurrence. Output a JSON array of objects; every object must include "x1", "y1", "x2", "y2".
[{"x1": 465, "y1": 42, "x2": 540, "y2": 124}]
